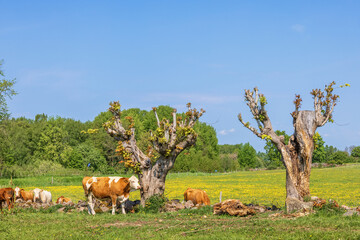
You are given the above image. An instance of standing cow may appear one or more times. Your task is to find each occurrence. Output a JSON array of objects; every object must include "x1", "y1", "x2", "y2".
[
  {"x1": 82, "y1": 176, "x2": 141, "y2": 215},
  {"x1": 0, "y1": 187, "x2": 15, "y2": 212},
  {"x1": 14, "y1": 187, "x2": 34, "y2": 202},
  {"x1": 184, "y1": 188, "x2": 211, "y2": 206},
  {"x1": 33, "y1": 188, "x2": 52, "y2": 204}
]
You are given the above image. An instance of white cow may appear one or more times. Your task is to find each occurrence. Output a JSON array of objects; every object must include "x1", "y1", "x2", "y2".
[{"x1": 33, "y1": 188, "x2": 52, "y2": 204}]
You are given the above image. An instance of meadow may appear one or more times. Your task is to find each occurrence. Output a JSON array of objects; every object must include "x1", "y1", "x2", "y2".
[
  {"x1": 2, "y1": 164, "x2": 359, "y2": 207},
  {"x1": 1, "y1": 164, "x2": 360, "y2": 239}
]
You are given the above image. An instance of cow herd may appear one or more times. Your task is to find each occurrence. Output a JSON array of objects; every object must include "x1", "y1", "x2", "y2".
[{"x1": 0, "y1": 175, "x2": 211, "y2": 215}]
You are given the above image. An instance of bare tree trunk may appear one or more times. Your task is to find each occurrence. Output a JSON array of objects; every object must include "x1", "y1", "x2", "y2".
[
  {"x1": 138, "y1": 156, "x2": 174, "y2": 206},
  {"x1": 279, "y1": 111, "x2": 316, "y2": 201}
]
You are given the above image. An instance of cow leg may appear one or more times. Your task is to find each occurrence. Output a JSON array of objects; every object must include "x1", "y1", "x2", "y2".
[
  {"x1": 121, "y1": 201, "x2": 126, "y2": 214},
  {"x1": 111, "y1": 196, "x2": 117, "y2": 215},
  {"x1": 87, "y1": 194, "x2": 95, "y2": 215}
]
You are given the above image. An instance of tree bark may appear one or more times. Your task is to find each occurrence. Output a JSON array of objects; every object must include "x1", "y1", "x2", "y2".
[
  {"x1": 138, "y1": 156, "x2": 174, "y2": 206},
  {"x1": 282, "y1": 110, "x2": 316, "y2": 200}
]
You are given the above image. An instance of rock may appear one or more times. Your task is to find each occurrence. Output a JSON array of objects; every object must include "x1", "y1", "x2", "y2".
[
  {"x1": 163, "y1": 200, "x2": 185, "y2": 212},
  {"x1": 213, "y1": 199, "x2": 256, "y2": 217},
  {"x1": 184, "y1": 200, "x2": 194, "y2": 209},
  {"x1": 77, "y1": 200, "x2": 87, "y2": 207},
  {"x1": 41, "y1": 203, "x2": 50, "y2": 208},
  {"x1": 310, "y1": 196, "x2": 319, "y2": 201},
  {"x1": 57, "y1": 207, "x2": 66, "y2": 213},
  {"x1": 33, "y1": 203, "x2": 42, "y2": 209},
  {"x1": 248, "y1": 205, "x2": 266, "y2": 213},
  {"x1": 76, "y1": 207, "x2": 86, "y2": 212},
  {"x1": 341, "y1": 205, "x2": 352, "y2": 210},
  {"x1": 100, "y1": 206, "x2": 110, "y2": 213},
  {"x1": 343, "y1": 210, "x2": 360, "y2": 216},
  {"x1": 285, "y1": 197, "x2": 313, "y2": 213},
  {"x1": 64, "y1": 201, "x2": 74, "y2": 206}
]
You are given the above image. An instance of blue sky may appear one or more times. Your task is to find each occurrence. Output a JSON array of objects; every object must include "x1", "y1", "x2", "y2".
[{"x1": 1, "y1": 1, "x2": 359, "y2": 152}]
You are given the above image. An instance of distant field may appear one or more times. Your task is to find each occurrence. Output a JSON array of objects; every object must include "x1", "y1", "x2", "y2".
[{"x1": 1, "y1": 164, "x2": 359, "y2": 207}]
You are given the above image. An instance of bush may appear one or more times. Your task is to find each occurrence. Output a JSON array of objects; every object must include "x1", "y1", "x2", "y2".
[{"x1": 141, "y1": 194, "x2": 167, "y2": 213}]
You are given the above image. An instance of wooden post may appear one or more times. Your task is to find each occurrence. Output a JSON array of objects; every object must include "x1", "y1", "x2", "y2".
[{"x1": 219, "y1": 191, "x2": 222, "y2": 203}]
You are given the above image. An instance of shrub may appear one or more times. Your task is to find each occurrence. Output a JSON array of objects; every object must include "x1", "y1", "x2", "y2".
[{"x1": 141, "y1": 194, "x2": 167, "y2": 213}]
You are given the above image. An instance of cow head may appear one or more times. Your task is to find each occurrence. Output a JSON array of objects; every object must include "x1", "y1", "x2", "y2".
[
  {"x1": 14, "y1": 187, "x2": 21, "y2": 199},
  {"x1": 33, "y1": 188, "x2": 43, "y2": 203},
  {"x1": 128, "y1": 176, "x2": 141, "y2": 192}
]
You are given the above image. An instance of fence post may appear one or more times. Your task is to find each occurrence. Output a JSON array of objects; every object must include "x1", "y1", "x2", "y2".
[{"x1": 219, "y1": 191, "x2": 222, "y2": 203}]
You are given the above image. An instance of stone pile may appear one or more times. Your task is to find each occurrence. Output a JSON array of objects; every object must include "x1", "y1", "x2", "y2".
[{"x1": 213, "y1": 199, "x2": 256, "y2": 217}]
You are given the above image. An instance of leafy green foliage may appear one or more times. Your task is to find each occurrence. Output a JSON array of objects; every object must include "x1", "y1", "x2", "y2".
[
  {"x1": 312, "y1": 132, "x2": 326, "y2": 163},
  {"x1": 351, "y1": 146, "x2": 360, "y2": 158},
  {"x1": 264, "y1": 130, "x2": 289, "y2": 169},
  {"x1": 237, "y1": 143, "x2": 257, "y2": 169},
  {"x1": 141, "y1": 194, "x2": 167, "y2": 213},
  {"x1": 0, "y1": 60, "x2": 17, "y2": 121}
]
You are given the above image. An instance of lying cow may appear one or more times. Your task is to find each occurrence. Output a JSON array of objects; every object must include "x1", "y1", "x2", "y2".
[
  {"x1": 56, "y1": 196, "x2": 72, "y2": 204},
  {"x1": 14, "y1": 187, "x2": 34, "y2": 202},
  {"x1": 184, "y1": 188, "x2": 210, "y2": 206},
  {"x1": 33, "y1": 188, "x2": 52, "y2": 204},
  {"x1": 82, "y1": 176, "x2": 141, "y2": 215},
  {"x1": 0, "y1": 187, "x2": 14, "y2": 212}
]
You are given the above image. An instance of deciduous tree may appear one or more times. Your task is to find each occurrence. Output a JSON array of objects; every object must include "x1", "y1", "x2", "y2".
[
  {"x1": 238, "y1": 82, "x2": 348, "y2": 210},
  {"x1": 104, "y1": 102, "x2": 204, "y2": 205},
  {"x1": 0, "y1": 61, "x2": 16, "y2": 121}
]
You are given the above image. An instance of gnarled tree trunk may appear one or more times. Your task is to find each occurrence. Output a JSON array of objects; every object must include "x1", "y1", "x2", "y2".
[
  {"x1": 139, "y1": 156, "x2": 174, "y2": 206},
  {"x1": 282, "y1": 110, "x2": 316, "y2": 200},
  {"x1": 239, "y1": 82, "x2": 341, "y2": 211}
]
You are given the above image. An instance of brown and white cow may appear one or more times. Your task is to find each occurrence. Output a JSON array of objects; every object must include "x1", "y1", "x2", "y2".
[
  {"x1": 14, "y1": 187, "x2": 34, "y2": 202},
  {"x1": 56, "y1": 196, "x2": 72, "y2": 204},
  {"x1": 82, "y1": 176, "x2": 141, "y2": 215},
  {"x1": 184, "y1": 188, "x2": 210, "y2": 206},
  {"x1": 0, "y1": 187, "x2": 15, "y2": 212}
]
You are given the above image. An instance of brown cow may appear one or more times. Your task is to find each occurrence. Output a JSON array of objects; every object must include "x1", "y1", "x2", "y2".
[
  {"x1": 0, "y1": 187, "x2": 15, "y2": 212},
  {"x1": 14, "y1": 187, "x2": 34, "y2": 202},
  {"x1": 184, "y1": 188, "x2": 210, "y2": 206},
  {"x1": 56, "y1": 196, "x2": 72, "y2": 204},
  {"x1": 82, "y1": 176, "x2": 141, "y2": 215}
]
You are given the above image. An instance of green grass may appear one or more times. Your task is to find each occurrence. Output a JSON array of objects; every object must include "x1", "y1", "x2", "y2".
[
  {"x1": 0, "y1": 165, "x2": 360, "y2": 239},
  {"x1": 0, "y1": 208, "x2": 359, "y2": 239}
]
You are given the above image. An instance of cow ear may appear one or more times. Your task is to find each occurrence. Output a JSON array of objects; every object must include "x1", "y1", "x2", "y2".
[{"x1": 21, "y1": 188, "x2": 24, "y2": 191}]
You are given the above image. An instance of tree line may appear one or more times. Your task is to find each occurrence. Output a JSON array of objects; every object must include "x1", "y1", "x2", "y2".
[{"x1": 0, "y1": 109, "x2": 358, "y2": 178}]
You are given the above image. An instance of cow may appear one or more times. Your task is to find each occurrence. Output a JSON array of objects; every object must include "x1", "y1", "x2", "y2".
[
  {"x1": 14, "y1": 187, "x2": 34, "y2": 202},
  {"x1": 184, "y1": 188, "x2": 210, "y2": 206},
  {"x1": 0, "y1": 187, "x2": 15, "y2": 212},
  {"x1": 82, "y1": 175, "x2": 141, "y2": 215},
  {"x1": 33, "y1": 188, "x2": 52, "y2": 204},
  {"x1": 56, "y1": 196, "x2": 72, "y2": 204}
]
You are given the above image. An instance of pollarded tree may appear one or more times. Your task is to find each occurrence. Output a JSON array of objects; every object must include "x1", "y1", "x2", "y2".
[
  {"x1": 104, "y1": 101, "x2": 205, "y2": 205},
  {"x1": 238, "y1": 82, "x2": 348, "y2": 209}
]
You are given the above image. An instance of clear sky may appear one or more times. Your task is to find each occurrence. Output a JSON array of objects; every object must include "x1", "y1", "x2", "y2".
[{"x1": 1, "y1": 1, "x2": 359, "y2": 152}]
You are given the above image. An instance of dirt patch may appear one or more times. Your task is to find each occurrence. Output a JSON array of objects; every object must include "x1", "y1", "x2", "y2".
[{"x1": 91, "y1": 220, "x2": 149, "y2": 229}]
